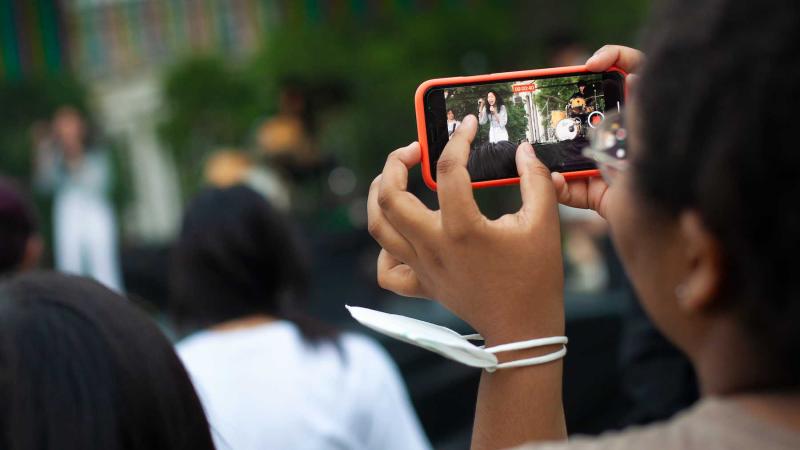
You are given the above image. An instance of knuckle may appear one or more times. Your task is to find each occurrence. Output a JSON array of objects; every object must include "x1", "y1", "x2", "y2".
[
  {"x1": 387, "y1": 148, "x2": 405, "y2": 162},
  {"x1": 447, "y1": 227, "x2": 470, "y2": 244},
  {"x1": 436, "y1": 157, "x2": 458, "y2": 176},
  {"x1": 529, "y1": 163, "x2": 552, "y2": 180},
  {"x1": 366, "y1": 217, "x2": 382, "y2": 239},
  {"x1": 429, "y1": 252, "x2": 445, "y2": 269},
  {"x1": 369, "y1": 175, "x2": 382, "y2": 190},
  {"x1": 597, "y1": 44, "x2": 614, "y2": 54},
  {"x1": 376, "y1": 190, "x2": 395, "y2": 211},
  {"x1": 444, "y1": 220, "x2": 477, "y2": 244},
  {"x1": 376, "y1": 270, "x2": 390, "y2": 289}
]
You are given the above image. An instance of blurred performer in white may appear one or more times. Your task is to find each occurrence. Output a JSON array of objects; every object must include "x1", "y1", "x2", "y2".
[
  {"x1": 478, "y1": 90, "x2": 509, "y2": 143},
  {"x1": 34, "y1": 106, "x2": 123, "y2": 292}
]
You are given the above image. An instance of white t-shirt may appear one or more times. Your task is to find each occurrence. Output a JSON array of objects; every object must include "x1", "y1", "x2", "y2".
[{"x1": 177, "y1": 321, "x2": 431, "y2": 450}]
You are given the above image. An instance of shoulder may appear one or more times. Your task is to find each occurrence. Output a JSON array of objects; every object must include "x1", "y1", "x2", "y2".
[
  {"x1": 175, "y1": 331, "x2": 219, "y2": 364},
  {"x1": 514, "y1": 398, "x2": 800, "y2": 450},
  {"x1": 339, "y1": 332, "x2": 394, "y2": 366},
  {"x1": 337, "y1": 332, "x2": 403, "y2": 385}
]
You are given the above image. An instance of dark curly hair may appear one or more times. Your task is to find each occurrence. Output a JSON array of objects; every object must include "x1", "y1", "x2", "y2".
[{"x1": 635, "y1": 0, "x2": 800, "y2": 379}]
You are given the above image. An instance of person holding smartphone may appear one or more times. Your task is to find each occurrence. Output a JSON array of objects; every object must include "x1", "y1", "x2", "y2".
[
  {"x1": 478, "y1": 90, "x2": 509, "y2": 143},
  {"x1": 367, "y1": 0, "x2": 800, "y2": 449}
]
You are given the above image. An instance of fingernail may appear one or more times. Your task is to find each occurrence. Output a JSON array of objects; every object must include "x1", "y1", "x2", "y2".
[{"x1": 587, "y1": 48, "x2": 606, "y2": 65}]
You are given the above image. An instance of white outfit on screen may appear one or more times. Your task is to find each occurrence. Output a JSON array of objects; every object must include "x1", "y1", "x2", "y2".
[
  {"x1": 479, "y1": 104, "x2": 509, "y2": 142},
  {"x1": 447, "y1": 119, "x2": 461, "y2": 139},
  {"x1": 177, "y1": 321, "x2": 431, "y2": 450}
]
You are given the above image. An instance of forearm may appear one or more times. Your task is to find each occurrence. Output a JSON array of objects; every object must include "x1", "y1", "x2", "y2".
[
  {"x1": 471, "y1": 311, "x2": 567, "y2": 449},
  {"x1": 472, "y1": 359, "x2": 566, "y2": 449}
]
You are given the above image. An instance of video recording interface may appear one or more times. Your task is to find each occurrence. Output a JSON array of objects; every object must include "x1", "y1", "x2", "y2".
[{"x1": 425, "y1": 72, "x2": 625, "y2": 182}]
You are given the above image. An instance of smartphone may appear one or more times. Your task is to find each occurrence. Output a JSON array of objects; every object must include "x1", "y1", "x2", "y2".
[{"x1": 415, "y1": 65, "x2": 626, "y2": 190}]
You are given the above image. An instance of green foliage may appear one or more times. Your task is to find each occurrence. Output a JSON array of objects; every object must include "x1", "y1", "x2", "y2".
[
  {"x1": 159, "y1": 57, "x2": 260, "y2": 197},
  {"x1": 243, "y1": 3, "x2": 543, "y2": 181},
  {"x1": 533, "y1": 75, "x2": 604, "y2": 134},
  {"x1": 444, "y1": 84, "x2": 528, "y2": 146},
  {"x1": 160, "y1": 0, "x2": 650, "y2": 197}
]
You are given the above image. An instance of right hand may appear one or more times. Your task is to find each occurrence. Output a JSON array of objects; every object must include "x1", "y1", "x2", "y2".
[
  {"x1": 551, "y1": 45, "x2": 645, "y2": 218},
  {"x1": 368, "y1": 116, "x2": 565, "y2": 345}
]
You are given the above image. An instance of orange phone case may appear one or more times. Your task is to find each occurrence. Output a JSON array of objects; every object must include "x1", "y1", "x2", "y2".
[{"x1": 415, "y1": 65, "x2": 627, "y2": 190}]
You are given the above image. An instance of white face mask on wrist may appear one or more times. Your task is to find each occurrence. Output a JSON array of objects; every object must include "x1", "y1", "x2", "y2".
[{"x1": 346, "y1": 305, "x2": 567, "y2": 372}]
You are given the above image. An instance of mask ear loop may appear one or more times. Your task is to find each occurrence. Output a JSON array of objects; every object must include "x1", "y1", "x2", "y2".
[
  {"x1": 460, "y1": 335, "x2": 569, "y2": 372},
  {"x1": 491, "y1": 346, "x2": 567, "y2": 371}
]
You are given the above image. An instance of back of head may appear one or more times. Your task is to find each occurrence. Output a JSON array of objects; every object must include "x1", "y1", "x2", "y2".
[
  {"x1": 0, "y1": 179, "x2": 37, "y2": 276},
  {"x1": 468, "y1": 140, "x2": 518, "y2": 181},
  {"x1": 635, "y1": 0, "x2": 800, "y2": 377},
  {"x1": 170, "y1": 185, "x2": 332, "y2": 341},
  {"x1": 0, "y1": 272, "x2": 215, "y2": 450}
]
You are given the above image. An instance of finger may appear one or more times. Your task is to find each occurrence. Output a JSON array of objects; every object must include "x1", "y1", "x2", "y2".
[
  {"x1": 437, "y1": 114, "x2": 482, "y2": 235},
  {"x1": 367, "y1": 175, "x2": 417, "y2": 263},
  {"x1": 586, "y1": 176, "x2": 611, "y2": 218},
  {"x1": 626, "y1": 73, "x2": 641, "y2": 96},
  {"x1": 377, "y1": 249, "x2": 425, "y2": 298},
  {"x1": 379, "y1": 142, "x2": 436, "y2": 236},
  {"x1": 551, "y1": 171, "x2": 573, "y2": 204},
  {"x1": 516, "y1": 142, "x2": 557, "y2": 219},
  {"x1": 551, "y1": 171, "x2": 587, "y2": 208},
  {"x1": 585, "y1": 45, "x2": 645, "y2": 73},
  {"x1": 548, "y1": 172, "x2": 611, "y2": 219}
]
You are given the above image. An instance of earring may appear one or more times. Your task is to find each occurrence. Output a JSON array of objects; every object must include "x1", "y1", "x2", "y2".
[{"x1": 674, "y1": 283, "x2": 688, "y2": 300}]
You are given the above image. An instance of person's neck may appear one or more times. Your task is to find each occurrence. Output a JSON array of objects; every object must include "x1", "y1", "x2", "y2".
[
  {"x1": 694, "y1": 318, "x2": 791, "y2": 395},
  {"x1": 212, "y1": 314, "x2": 276, "y2": 332},
  {"x1": 693, "y1": 317, "x2": 800, "y2": 429}
]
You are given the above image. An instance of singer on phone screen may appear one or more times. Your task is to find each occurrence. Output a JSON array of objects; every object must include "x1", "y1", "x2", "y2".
[{"x1": 478, "y1": 91, "x2": 509, "y2": 143}]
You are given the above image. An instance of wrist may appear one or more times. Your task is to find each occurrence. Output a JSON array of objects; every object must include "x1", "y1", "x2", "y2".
[{"x1": 478, "y1": 312, "x2": 565, "y2": 360}]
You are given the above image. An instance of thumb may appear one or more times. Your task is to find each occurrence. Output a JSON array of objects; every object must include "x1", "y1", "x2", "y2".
[{"x1": 516, "y1": 142, "x2": 557, "y2": 217}]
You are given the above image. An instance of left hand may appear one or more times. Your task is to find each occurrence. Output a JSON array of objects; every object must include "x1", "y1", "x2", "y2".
[{"x1": 367, "y1": 115, "x2": 565, "y2": 344}]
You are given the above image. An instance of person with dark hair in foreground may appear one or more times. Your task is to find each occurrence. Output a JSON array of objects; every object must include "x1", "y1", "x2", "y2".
[
  {"x1": 0, "y1": 179, "x2": 42, "y2": 276},
  {"x1": 0, "y1": 272, "x2": 215, "y2": 450},
  {"x1": 367, "y1": 0, "x2": 800, "y2": 448},
  {"x1": 467, "y1": 140, "x2": 518, "y2": 181},
  {"x1": 170, "y1": 185, "x2": 430, "y2": 450}
]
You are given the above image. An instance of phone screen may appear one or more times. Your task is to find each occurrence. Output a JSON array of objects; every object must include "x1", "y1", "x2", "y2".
[{"x1": 424, "y1": 71, "x2": 625, "y2": 182}]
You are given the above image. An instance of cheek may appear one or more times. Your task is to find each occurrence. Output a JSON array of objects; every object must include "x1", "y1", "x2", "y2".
[{"x1": 606, "y1": 177, "x2": 685, "y2": 337}]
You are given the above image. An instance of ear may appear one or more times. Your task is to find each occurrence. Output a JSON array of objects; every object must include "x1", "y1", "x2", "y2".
[{"x1": 676, "y1": 211, "x2": 723, "y2": 312}]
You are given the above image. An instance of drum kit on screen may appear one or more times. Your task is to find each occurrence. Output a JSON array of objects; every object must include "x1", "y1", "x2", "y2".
[{"x1": 551, "y1": 96, "x2": 605, "y2": 142}]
